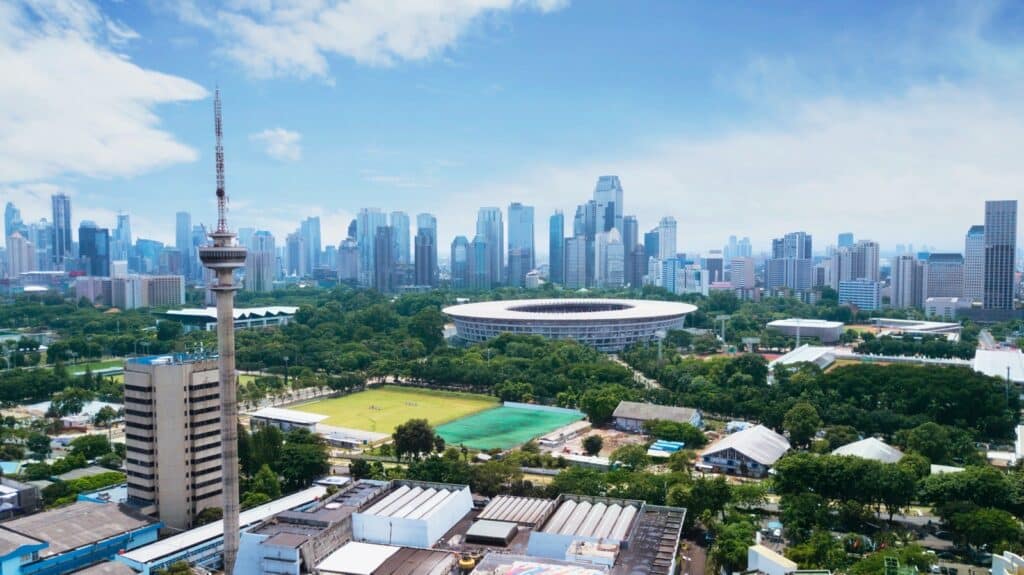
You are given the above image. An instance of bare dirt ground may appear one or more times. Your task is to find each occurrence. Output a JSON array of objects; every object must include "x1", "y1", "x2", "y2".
[{"x1": 546, "y1": 428, "x2": 647, "y2": 457}]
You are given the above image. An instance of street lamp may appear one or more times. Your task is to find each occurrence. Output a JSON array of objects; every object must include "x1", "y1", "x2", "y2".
[{"x1": 283, "y1": 355, "x2": 290, "y2": 390}]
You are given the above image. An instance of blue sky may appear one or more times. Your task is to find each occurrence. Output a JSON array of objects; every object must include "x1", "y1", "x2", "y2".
[{"x1": 2, "y1": 0, "x2": 1023, "y2": 255}]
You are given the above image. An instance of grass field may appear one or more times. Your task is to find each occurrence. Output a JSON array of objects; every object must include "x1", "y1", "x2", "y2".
[
  {"x1": 436, "y1": 405, "x2": 583, "y2": 450},
  {"x1": 70, "y1": 358, "x2": 125, "y2": 374},
  {"x1": 290, "y1": 385, "x2": 498, "y2": 433}
]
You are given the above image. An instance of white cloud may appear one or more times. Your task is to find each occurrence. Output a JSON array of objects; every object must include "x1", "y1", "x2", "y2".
[
  {"x1": 0, "y1": 1, "x2": 207, "y2": 184},
  {"x1": 173, "y1": 0, "x2": 569, "y2": 79},
  {"x1": 250, "y1": 128, "x2": 303, "y2": 161}
]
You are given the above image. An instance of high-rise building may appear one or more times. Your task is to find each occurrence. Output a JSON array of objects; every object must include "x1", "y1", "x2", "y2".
[
  {"x1": 245, "y1": 231, "x2": 276, "y2": 293},
  {"x1": 724, "y1": 235, "x2": 752, "y2": 260},
  {"x1": 468, "y1": 234, "x2": 491, "y2": 290},
  {"x1": 237, "y1": 228, "x2": 255, "y2": 250},
  {"x1": 564, "y1": 236, "x2": 587, "y2": 289},
  {"x1": 175, "y1": 212, "x2": 192, "y2": 279},
  {"x1": 373, "y1": 226, "x2": 395, "y2": 293},
  {"x1": 347, "y1": 219, "x2": 358, "y2": 240},
  {"x1": 839, "y1": 278, "x2": 881, "y2": 310},
  {"x1": 850, "y1": 240, "x2": 880, "y2": 282},
  {"x1": 593, "y1": 176, "x2": 624, "y2": 233},
  {"x1": 357, "y1": 208, "x2": 387, "y2": 287},
  {"x1": 338, "y1": 239, "x2": 359, "y2": 284},
  {"x1": 450, "y1": 236, "x2": 470, "y2": 289},
  {"x1": 891, "y1": 254, "x2": 924, "y2": 309},
  {"x1": 4, "y1": 202, "x2": 22, "y2": 247},
  {"x1": 414, "y1": 213, "x2": 438, "y2": 287},
  {"x1": 477, "y1": 207, "x2": 504, "y2": 287},
  {"x1": 622, "y1": 215, "x2": 638, "y2": 287},
  {"x1": 113, "y1": 213, "x2": 132, "y2": 261},
  {"x1": 285, "y1": 232, "x2": 305, "y2": 276},
  {"x1": 6, "y1": 232, "x2": 35, "y2": 277},
  {"x1": 657, "y1": 217, "x2": 677, "y2": 260},
  {"x1": 643, "y1": 229, "x2": 659, "y2": 266},
  {"x1": 390, "y1": 211, "x2": 410, "y2": 266},
  {"x1": 703, "y1": 250, "x2": 724, "y2": 283},
  {"x1": 730, "y1": 257, "x2": 755, "y2": 290},
  {"x1": 767, "y1": 232, "x2": 813, "y2": 292},
  {"x1": 549, "y1": 211, "x2": 565, "y2": 285},
  {"x1": 507, "y1": 203, "x2": 535, "y2": 287},
  {"x1": 984, "y1": 200, "x2": 1017, "y2": 310},
  {"x1": 964, "y1": 225, "x2": 985, "y2": 303},
  {"x1": 51, "y1": 193, "x2": 72, "y2": 267},
  {"x1": 145, "y1": 275, "x2": 186, "y2": 307},
  {"x1": 627, "y1": 247, "x2": 646, "y2": 289},
  {"x1": 124, "y1": 356, "x2": 223, "y2": 530},
  {"x1": 300, "y1": 216, "x2": 321, "y2": 275},
  {"x1": 78, "y1": 221, "x2": 110, "y2": 277},
  {"x1": 27, "y1": 219, "x2": 52, "y2": 272},
  {"x1": 924, "y1": 253, "x2": 964, "y2": 299},
  {"x1": 837, "y1": 232, "x2": 855, "y2": 248},
  {"x1": 600, "y1": 228, "x2": 625, "y2": 288}
]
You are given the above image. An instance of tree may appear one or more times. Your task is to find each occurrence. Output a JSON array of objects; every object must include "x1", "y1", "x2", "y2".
[
  {"x1": 709, "y1": 517, "x2": 757, "y2": 573},
  {"x1": 471, "y1": 460, "x2": 522, "y2": 496},
  {"x1": 392, "y1": 419, "x2": 436, "y2": 461},
  {"x1": 156, "y1": 320, "x2": 183, "y2": 341},
  {"x1": 579, "y1": 385, "x2": 634, "y2": 426},
  {"x1": 783, "y1": 402, "x2": 822, "y2": 448},
  {"x1": 252, "y1": 464, "x2": 282, "y2": 498},
  {"x1": 433, "y1": 434, "x2": 446, "y2": 453},
  {"x1": 582, "y1": 435, "x2": 604, "y2": 456},
  {"x1": 669, "y1": 476, "x2": 732, "y2": 524},
  {"x1": 251, "y1": 425, "x2": 284, "y2": 471},
  {"x1": 96, "y1": 452, "x2": 123, "y2": 469},
  {"x1": 49, "y1": 387, "x2": 93, "y2": 418},
  {"x1": 785, "y1": 530, "x2": 848, "y2": 571},
  {"x1": 241, "y1": 491, "x2": 272, "y2": 509},
  {"x1": 948, "y1": 507, "x2": 1024, "y2": 549},
  {"x1": 610, "y1": 444, "x2": 649, "y2": 471},
  {"x1": 667, "y1": 449, "x2": 697, "y2": 474},
  {"x1": 780, "y1": 493, "x2": 830, "y2": 543},
  {"x1": 155, "y1": 561, "x2": 193, "y2": 575},
  {"x1": 69, "y1": 434, "x2": 112, "y2": 459},
  {"x1": 93, "y1": 405, "x2": 118, "y2": 428},
  {"x1": 408, "y1": 307, "x2": 445, "y2": 352},
  {"x1": 27, "y1": 433, "x2": 51, "y2": 460},
  {"x1": 642, "y1": 419, "x2": 707, "y2": 448},
  {"x1": 195, "y1": 507, "x2": 223, "y2": 526},
  {"x1": 278, "y1": 430, "x2": 330, "y2": 491},
  {"x1": 350, "y1": 459, "x2": 371, "y2": 480},
  {"x1": 493, "y1": 381, "x2": 534, "y2": 403}
]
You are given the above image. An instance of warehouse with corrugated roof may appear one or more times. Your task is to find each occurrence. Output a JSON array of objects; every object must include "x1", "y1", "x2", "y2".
[{"x1": 352, "y1": 481, "x2": 473, "y2": 548}]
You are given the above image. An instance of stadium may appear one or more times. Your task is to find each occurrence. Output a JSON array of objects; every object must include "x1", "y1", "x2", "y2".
[{"x1": 443, "y1": 298, "x2": 697, "y2": 351}]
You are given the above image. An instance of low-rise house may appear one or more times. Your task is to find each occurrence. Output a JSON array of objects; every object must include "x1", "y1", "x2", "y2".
[{"x1": 611, "y1": 401, "x2": 702, "y2": 433}]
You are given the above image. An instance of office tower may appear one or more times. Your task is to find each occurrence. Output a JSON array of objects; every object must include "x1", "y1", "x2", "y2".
[
  {"x1": 414, "y1": 213, "x2": 438, "y2": 287},
  {"x1": 601, "y1": 229, "x2": 625, "y2": 288},
  {"x1": 357, "y1": 208, "x2": 387, "y2": 287},
  {"x1": 190, "y1": 224, "x2": 208, "y2": 281},
  {"x1": 924, "y1": 253, "x2": 964, "y2": 299},
  {"x1": 51, "y1": 193, "x2": 72, "y2": 266},
  {"x1": 145, "y1": 275, "x2": 186, "y2": 307},
  {"x1": 450, "y1": 236, "x2": 470, "y2": 289},
  {"x1": 703, "y1": 250, "x2": 724, "y2": 283},
  {"x1": 963, "y1": 225, "x2": 985, "y2": 302},
  {"x1": 113, "y1": 213, "x2": 132, "y2": 260},
  {"x1": 657, "y1": 217, "x2": 677, "y2": 260},
  {"x1": 837, "y1": 232, "x2": 855, "y2": 248},
  {"x1": 658, "y1": 258, "x2": 681, "y2": 293},
  {"x1": 4, "y1": 203, "x2": 22, "y2": 247},
  {"x1": 111, "y1": 276, "x2": 142, "y2": 309},
  {"x1": 468, "y1": 234, "x2": 491, "y2": 290},
  {"x1": 174, "y1": 212, "x2": 191, "y2": 278},
  {"x1": 838, "y1": 279, "x2": 881, "y2": 310},
  {"x1": 507, "y1": 203, "x2": 535, "y2": 288},
  {"x1": 549, "y1": 211, "x2": 565, "y2": 285},
  {"x1": 111, "y1": 260, "x2": 128, "y2": 279},
  {"x1": 730, "y1": 257, "x2": 755, "y2": 289},
  {"x1": 891, "y1": 254, "x2": 924, "y2": 309},
  {"x1": 285, "y1": 232, "x2": 305, "y2": 276},
  {"x1": 593, "y1": 175, "x2": 624, "y2": 233},
  {"x1": 347, "y1": 219, "x2": 357, "y2": 240},
  {"x1": 26, "y1": 219, "x2": 52, "y2": 271},
  {"x1": 6, "y1": 232, "x2": 35, "y2": 276},
  {"x1": 299, "y1": 216, "x2": 321, "y2": 275},
  {"x1": 246, "y1": 231, "x2": 276, "y2": 292},
  {"x1": 766, "y1": 232, "x2": 813, "y2": 291},
  {"x1": 159, "y1": 248, "x2": 183, "y2": 276},
  {"x1": 135, "y1": 239, "x2": 163, "y2": 274},
  {"x1": 622, "y1": 215, "x2": 638, "y2": 287},
  {"x1": 389, "y1": 211, "x2": 410, "y2": 266},
  {"x1": 476, "y1": 208, "x2": 504, "y2": 286},
  {"x1": 124, "y1": 356, "x2": 223, "y2": 530},
  {"x1": 196, "y1": 90, "x2": 246, "y2": 574},
  {"x1": 627, "y1": 247, "x2": 646, "y2": 288},
  {"x1": 984, "y1": 200, "x2": 1017, "y2": 310},
  {"x1": 564, "y1": 236, "x2": 587, "y2": 289},
  {"x1": 237, "y1": 227, "x2": 255, "y2": 250},
  {"x1": 373, "y1": 226, "x2": 395, "y2": 293},
  {"x1": 78, "y1": 221, "x2": 110, "y2": 277},
  {"x1": 853, "y1": 240, "x2": 880, "y2": 281},
  {"x1": 643, "y1": 229, "x2": 660, "y2": 264},
  {"x1": 338, "y1": 239, "x2": 359, "y2": 283}
]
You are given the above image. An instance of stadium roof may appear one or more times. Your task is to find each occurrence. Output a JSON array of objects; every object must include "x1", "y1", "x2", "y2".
[
  {"x1": 612, "y1": 401, "x2": 698, "y2": 424},
  {"x1": 120, "y1": 486, "x2": 326, "y2": 564},
  {"x1": 767, "y1": 319, "x2": 844, "y2": 329},
  {"x1": 443, "y1": 298, "x2": 696, "y2": 321},
  {"x1": 702, "y1": 424, "x2": 791, "y2": 466},
  {"x1": 831, "y1": 437, "x2": 904, "y2": 463},
  {"x1": 973, "y1": 349, "x2": 1024, "y2": 384},
  {"x1": 250, "y1": 407, "x2": 328, "y2": 426}
]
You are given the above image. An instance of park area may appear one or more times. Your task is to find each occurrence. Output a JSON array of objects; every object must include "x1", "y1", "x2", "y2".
[
  {"x1": 436, "y1": 404, "x2": 584, "y2": 450},
  {"x1": 290, "y1": 385, "x2": 498, "y2": 433}
]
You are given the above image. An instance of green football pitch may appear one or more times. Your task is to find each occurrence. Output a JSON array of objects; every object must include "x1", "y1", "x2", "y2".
[
  {"x1": 289, "y1": 385, "x2": 498, "y2": 433},
  {"x1": 436, "y1": 405, "x2": 584, "y2": 450}
]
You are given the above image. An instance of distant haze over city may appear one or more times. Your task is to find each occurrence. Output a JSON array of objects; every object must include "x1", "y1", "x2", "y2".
[{"x1": 3, "y1": 1, "x2": 1024, "y2": 255}]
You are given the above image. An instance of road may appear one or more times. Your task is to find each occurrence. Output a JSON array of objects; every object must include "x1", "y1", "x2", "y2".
[
  {"x1": 610, "y1": 355, "x2": 661, "y2": 390},
  {"x1": 979, "y1": 330, "x2": 998, "y2": 350}
]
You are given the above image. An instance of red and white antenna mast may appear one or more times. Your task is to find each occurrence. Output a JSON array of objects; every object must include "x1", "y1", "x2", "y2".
[{"x1": 214, "y1": 88, "x2": 228, "y2": 234}]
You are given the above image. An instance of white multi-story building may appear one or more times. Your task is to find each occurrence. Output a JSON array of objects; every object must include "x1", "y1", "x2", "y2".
[
  {"x1": 124, "y1": 355, "x2": 223, "y2": 530},
  {"x1": 838, "y1": 279, "x2": 881, "y2": 311},
  {"x1": 730, "y1": 257, "x2": 755, "y2": 289},
  {"x1": 657, "y1": 217, "x2": 676, "y2": 260},
  {"x1": 890, "y1": 254, "x2": 923, "y2": 309}
]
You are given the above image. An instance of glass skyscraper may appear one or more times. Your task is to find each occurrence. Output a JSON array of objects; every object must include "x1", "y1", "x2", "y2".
[
  {"x1": 549, "y1": 211, "x2": 564, "y2": 284},
  {"x1": 507, "y1": 202, "x2": 534, "y2": 287},
  {"x1": 984, "y1": 200, "x2": 1017, "y2": 310}
]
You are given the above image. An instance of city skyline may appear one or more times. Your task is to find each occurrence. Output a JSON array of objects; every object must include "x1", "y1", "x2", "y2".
[{"x1": 4, "y1": 1, "x2": 1024, "y2": 252}]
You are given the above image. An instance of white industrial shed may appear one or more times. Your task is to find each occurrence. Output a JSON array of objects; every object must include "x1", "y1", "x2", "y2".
[
  {"x1": 526, "y1": 496, "x2": 641, "y2": 559},
  {"x1": 974, "y1": 349, "x2": 1024, "y2": 384},
  {"x1": 477, "y1": 496, "x2": 555, "y2": 526},
  {"x1": 831, "y1": 437, "x2": 904, "y2": 463},
  {"x1": 352, "y1": 481, "x2": 472, "y2": 548}
]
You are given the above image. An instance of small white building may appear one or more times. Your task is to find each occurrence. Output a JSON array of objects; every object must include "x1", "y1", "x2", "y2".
[
  {"x1": 249, "y1": 407, "x2": 327, "y2": 433},
  {"x1": 924, "y1": 297, "x2": 970, "y2": 321},
  {"x1": 352, "y1": 481, "x2": 472, "y2": 548},
  {"x1": 611, "y1": 401, "x2": 702, "y2": 433},
  {"x1": 700, "y1": 425, "x2": 790, "y2": 478},
  {"x1": 766, "y1": 319, "x2": 844, "y2": 344}
]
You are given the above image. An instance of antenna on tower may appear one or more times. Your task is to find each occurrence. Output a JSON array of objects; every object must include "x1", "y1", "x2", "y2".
[{"x1": 214, "y1": 87, "x2": 228, "y2": 233}]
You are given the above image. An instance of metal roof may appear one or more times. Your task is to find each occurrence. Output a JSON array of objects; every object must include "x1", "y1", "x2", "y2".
[
  {"x1": 466, "y1": 520, "x2": 518, "y2": 541},
  {"x1": 831, "y1": 437, "x2": 903, "y2": 463},
  {"x1": 768, "y1": 345, "x2": 836, "y2": 368},
  {"x1": 250, "y1": 407, "x2": 328, "y2": 425},
  {"x1": 443, "y1": 298, "x2": 696, "y2": 322},
  {"x1": 542, "y1": 500, "x2": 639, "y2": 541},
  {"x1": 702, "y1": 424, "x2": 790, "y2": 466},
  {"x1": 612, "y1": 401, "x2": 698, "y2": 424},
  {"x1": 317, "y1": 541, "x2": 400, "y2": 575},
  {"x1": 0, "y1": 501, "x2": 155, "y2": 557},
  {"x1": 974, "y1": 349, "x2": 1024, "y2": 383},
  {"x1": 478, "y1": 496, "x2": 555, "y2": 526},
  {"x1": 164, "y1": 306, "x2": 298, "y2": 321},
  {"x1": 767, "y1": 319, "x2": 844, "y2": 329}
]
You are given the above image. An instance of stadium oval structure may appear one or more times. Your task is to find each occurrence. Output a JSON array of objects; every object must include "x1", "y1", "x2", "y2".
[{"x1": 443, "y1": 298, "x2": 698, "y2": 352}]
